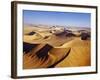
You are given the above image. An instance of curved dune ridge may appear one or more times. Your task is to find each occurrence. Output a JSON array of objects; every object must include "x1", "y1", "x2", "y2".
[
  {"x1": 24, "y1": 32, "x2": 74, "y2": 47},
  {"x1": 24, "y1": 33, "x2": 43, "y2": 42},
  {"x1": 23, "y1": 43, "x2": 71, "y2": 69},
  {"x1": 55, "y1": 38, "x2": 91, "y2": 67}
]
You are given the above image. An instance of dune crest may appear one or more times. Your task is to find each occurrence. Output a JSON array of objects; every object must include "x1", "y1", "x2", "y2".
[
  {"x1": 23, "y1": 43, "x2": 71, "y2": 69},
  {"x1": 55, "y1": 38, "x2": 90, "y2": 67}
]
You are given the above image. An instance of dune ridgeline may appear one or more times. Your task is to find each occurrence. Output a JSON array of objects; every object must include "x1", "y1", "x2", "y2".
[{"x1": 23, "y1": 25, "x2": 91, "y2": 69}]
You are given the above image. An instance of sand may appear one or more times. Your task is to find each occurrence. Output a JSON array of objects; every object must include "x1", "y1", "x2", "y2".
[
  {"x1": 55, "y1": 38, "x2": 90, "y2": 67},
  {"x1": 23, "y1": 25, "x2": 91, "y2": 69}
]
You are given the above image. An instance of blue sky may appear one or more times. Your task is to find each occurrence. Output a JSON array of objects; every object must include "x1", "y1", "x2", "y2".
[{"x1": 23, "y1": 10, "x2": 91, "y2": 28}]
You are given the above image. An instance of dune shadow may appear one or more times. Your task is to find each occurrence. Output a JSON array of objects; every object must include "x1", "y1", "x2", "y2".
[
  {"x1": 23, "y1": 42, "x2": 38, "y2": 53},
  {"x1": 36, "y1": 44, "x2": 53, "y2": 59}
]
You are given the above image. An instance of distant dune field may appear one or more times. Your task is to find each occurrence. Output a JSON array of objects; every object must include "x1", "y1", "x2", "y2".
[{"x1": 23, "y1": 25, "x2": 91, "y2": 69}]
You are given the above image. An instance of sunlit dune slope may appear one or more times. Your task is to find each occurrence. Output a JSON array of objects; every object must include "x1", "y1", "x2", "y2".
[
  {"x1": 23, "y1": 43, "x2": 71, "y2": 69},
  {"x1": 24, "y1": 33, "x2": 43, "y2": 42},
  {"x1": 55, "y1": 38, "x2": 91, "y2": 67},
  {"x1": 24, "y1": 34, "x2": 73, "y2": 47}
]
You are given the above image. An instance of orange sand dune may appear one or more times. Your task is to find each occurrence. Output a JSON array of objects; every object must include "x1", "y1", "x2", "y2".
[
  {"x1": 23, "y1": 43, "x2": 70, "y2": 69},
  {"x1": 23, "y1": 26, "x2": 91, "y2": 69},
  {"x1": 55, "y1": 38, "x2": 91, "y2": 67},
  {"x1": 24, "y1": 34, "x2": 73, "y2": 47}
]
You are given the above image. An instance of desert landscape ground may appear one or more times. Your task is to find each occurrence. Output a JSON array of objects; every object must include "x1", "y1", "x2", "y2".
[{"x1": 23, "y1": 24, "x2": 91, "y2": 69}]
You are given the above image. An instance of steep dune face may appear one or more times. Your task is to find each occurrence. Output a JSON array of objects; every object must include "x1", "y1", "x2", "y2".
[
  {"x1": 55, "y1": 38, "x2": 91, "y2": 67},
  {"x1": 48, "y1": 47, "x2": 71, "y2": 67},
  {"x1": 23, "y1": 43, "x2": 71, "y2": 69}
]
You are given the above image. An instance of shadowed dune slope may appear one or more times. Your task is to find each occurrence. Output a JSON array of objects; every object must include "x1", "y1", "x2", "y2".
[
  {"x1": 23, "y1": 43, "x2": 71, "y2": 69},
  {"x1": 23, "y1": 42, "x2": 38, "y2": 53}
]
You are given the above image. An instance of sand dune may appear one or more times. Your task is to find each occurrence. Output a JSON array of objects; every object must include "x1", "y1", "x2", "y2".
[
  {"x1": 23, "y1": 43, "x2": 71, "y2": 69},
  {"x1": 24, "y1": 33, "x2": 43, "y2": 42},
  {"x1": 55, "y1": 38, "x2": 90, "y2": 67},
  {"x1": 23, "y1": 25, "x2": 91, "y2": 69},
  {"x1": 24, "y1": 34, "x2": 74, "y2": 47}
]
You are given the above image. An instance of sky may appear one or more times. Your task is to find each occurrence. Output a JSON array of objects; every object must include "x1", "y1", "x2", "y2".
[{"x1": 23, "y1": 10, "x2": 91, "y2": 28}]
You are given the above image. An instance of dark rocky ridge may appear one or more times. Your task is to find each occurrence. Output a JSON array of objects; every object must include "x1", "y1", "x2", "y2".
[
  {"x1": 27, "y1": 31, "x2": 36, "y2": 35},
  {"x1": 81, "y1": 32, "x2": 90, "y2": 40},
  {"x1": 55, "y1": 30, "x2": 76, "y2": 37}
]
